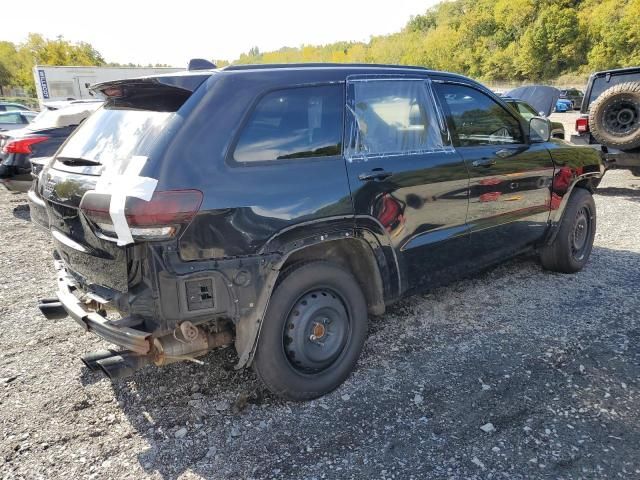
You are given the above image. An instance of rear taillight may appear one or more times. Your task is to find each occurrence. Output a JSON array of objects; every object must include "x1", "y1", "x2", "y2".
[
  {"x1": 80, "y1": 189, "x2": 203, "y2": 241},
  {"x1": 2, "y1": 136, "x2": 49, "y2": 154},
  {"x1": 576, "y1": 117, "x2": 590, "y2": 133}
]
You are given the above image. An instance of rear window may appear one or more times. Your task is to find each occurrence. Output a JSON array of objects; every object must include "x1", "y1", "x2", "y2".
[
  {"x1": 589, "y1": 72, "x2": 640, "y2": 106},
  {"x1": 28, "y1": 104, "x2": 101, "y2": 131},
  {"x1": 56, "y1": 107, "x2": 172, "y2": 168},
  {"x1": 233, "y1": 85, "x2": 343, "y2": 163},
  {"x1": 55, "y1": 76, "x2": 212, "y2": 170},
  {"x1": 0, "y1": 112, "x2": 24, "y2": 124}
]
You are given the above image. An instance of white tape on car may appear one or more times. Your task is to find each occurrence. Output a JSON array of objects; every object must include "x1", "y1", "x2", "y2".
[{"x1": 94, "y1": 156, "x2": 158, "y2": 246}]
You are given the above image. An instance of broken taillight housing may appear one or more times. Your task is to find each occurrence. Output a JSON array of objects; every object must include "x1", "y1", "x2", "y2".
[
  {"x1": 576, "y1": 117, "x2": 590, "y2": 133},
  {"x1": 2, "y1": 136, "x2": 49, "y2": 154},
  {"x1": 79, "y1": 189, "x2": 203, "y2": 241}
]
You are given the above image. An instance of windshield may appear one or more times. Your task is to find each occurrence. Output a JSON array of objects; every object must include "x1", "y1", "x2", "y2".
[{"x1": 56, "y1": 107, "x2": 173, "y2": 167}]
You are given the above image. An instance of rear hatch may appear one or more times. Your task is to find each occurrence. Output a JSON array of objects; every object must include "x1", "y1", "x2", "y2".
[{"x1": 41, "y1": 72, "x2": 212, "y2": 293}]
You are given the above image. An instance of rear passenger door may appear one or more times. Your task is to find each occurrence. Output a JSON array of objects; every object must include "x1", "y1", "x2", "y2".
[
  {"x1": 344, "y1": 76, "x2": 470, "y2": 294},
  {"x1": 434, "y1": 81, "x2": 555, "y2": 265}
]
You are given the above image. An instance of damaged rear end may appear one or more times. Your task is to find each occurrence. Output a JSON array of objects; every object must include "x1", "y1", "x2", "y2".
[{"x1": 39, "y1": 71, "x2": 234, "y2": 379}]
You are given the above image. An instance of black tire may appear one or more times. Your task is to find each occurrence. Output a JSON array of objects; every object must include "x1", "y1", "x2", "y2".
[
  {"x1": 589, "y1": 81, "x2": 640, "y2": 150},
  {"x1": 253, "y1": 261, "x2": 368, "y2": 401},
  {"x1": 540, "y1": 188, "x2": 596, "y2": 273},
  {"x1": 630, "y1": 167, "x2": 640, "y2": 177}
]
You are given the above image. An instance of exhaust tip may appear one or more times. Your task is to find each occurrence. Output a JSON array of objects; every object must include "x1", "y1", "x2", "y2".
[
  {"x1": 38, "y1": 300, "x2": 68, "y2": 320},
  {"x1": 80, "y1": 350, "x2": 118, "y2": 371},
  {"x1": 96, "y1": 353, "x2": 151, "y2": 381}
]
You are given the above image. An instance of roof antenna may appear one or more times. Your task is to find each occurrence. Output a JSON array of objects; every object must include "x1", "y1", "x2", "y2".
[{"x1": 188, "y1": 59, "x2": 217, "y2": 71}]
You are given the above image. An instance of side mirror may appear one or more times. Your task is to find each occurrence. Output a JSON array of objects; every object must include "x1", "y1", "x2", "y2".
[{"x1": 529, "y1": 116, "x2": 551, "y2": 143}]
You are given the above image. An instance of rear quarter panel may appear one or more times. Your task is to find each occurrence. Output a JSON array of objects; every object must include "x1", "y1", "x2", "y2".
[{"x1": 146, "y1": 72, "x2": 354, "y2": 261}]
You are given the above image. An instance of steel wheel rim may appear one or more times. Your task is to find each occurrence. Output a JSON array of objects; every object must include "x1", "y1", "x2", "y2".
[
  {"x1": 283, "y1": 288, "x2": 351, "y2": 373},
  {"x1": 571, "y1": 206, "x2": 591, "y2": 261},
  {"x1": 603, "y1": 100, "x2": 640, "y2": 135}
]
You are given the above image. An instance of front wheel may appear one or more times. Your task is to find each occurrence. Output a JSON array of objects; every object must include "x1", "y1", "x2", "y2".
[
  {"x1": 540, "y1": 188, "x2": 596, "y2": 273},
  {"x1": 253, "y1": 261, "x2": 368, "y2": 401}
]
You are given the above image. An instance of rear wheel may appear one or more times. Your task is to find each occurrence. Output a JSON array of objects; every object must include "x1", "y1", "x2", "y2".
[
  {"x1": 540, "y1": 188, "x2": 596, "y2": 273},
  {"x1": 253, "y1": 261, "x2": 368, "y2": 401}
]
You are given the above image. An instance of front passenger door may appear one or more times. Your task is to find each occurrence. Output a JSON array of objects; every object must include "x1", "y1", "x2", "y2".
[{"x1": 434, "y1": 82, "x2": 555, "y2": 265}]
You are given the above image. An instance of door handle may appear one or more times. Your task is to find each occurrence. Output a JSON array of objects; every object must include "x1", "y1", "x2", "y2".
[
  {"x1": 472, "y1": 158, "x2": 496, "y2": 168},
  {"x1": 495, "y1": 148, "x2": 516, "y2": 159},
  {"x1": 358, "y1": 168, "x2": 393, "y2": 182}
]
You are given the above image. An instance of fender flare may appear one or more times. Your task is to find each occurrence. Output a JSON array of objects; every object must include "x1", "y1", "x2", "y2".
[
  {"x1": 544, "y1": 167, "x2": 603, "y2": 246},
  {"x1": 234, "y1": 215, "x2": 401, "y2": 368}
]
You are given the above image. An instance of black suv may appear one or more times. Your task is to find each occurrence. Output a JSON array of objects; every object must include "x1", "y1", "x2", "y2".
[
  {"x1": 571, "y1": 67, "x2": 640, "y2": 175},
  {"x1": 559, "y1": 88, "x2": 584, "y2": 110},
  {"x1": 38, "y1": 64, "x2": 603, "y2": 400}
]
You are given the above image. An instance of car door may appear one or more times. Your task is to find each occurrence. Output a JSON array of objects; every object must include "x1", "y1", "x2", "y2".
[
  {"x1": 344, "y1": 75, "x2": 470, "y2": 294},
  {"x1": 434, "y1": 81, "x2": 555, "y2": 266}
]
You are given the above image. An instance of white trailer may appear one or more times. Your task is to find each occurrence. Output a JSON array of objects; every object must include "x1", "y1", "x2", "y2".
[{"x1": 32, "y1": 65, "x2": 184, "y2": 107}]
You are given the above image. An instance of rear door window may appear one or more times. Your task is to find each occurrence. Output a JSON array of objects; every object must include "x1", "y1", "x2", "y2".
[
  {"x1": 233, "y1": 85, "x2": 343, "y2": 163},
  {"x1": 345, "y1": 78, "x2": 447, "y2": 158}
]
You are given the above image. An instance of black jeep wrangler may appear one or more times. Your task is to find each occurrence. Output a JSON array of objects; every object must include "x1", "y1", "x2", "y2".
[
  {"x1": 37, "y1": 63, "x2": 603, "y2": 400},
  {"x1": 571, "y1": 67, "x2": 640, "y2": 176}
]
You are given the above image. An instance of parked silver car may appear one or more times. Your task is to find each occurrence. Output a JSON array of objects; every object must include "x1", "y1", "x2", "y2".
[{"x1": 0, "y1": 111, "x2": 38, "y2": 132}]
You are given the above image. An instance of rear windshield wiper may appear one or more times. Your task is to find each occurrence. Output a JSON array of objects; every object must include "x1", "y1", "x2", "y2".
[{"x1": 57, "y1": 156, "x2": 101, "y2": 166}]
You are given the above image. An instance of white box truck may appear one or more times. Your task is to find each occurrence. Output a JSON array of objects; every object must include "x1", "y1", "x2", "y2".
[{"x1": 32, "y1": 65, "x2": 184, "y2": 107}]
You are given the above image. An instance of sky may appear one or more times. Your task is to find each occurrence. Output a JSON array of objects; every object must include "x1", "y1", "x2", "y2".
[{"x1": 1, "y1": 0, "x2": 440, "y2": 67}]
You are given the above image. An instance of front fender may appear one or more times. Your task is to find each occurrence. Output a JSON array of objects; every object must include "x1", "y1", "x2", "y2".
[{"x1": 544, "y1": 144, "x2": 604, "y2": 244}]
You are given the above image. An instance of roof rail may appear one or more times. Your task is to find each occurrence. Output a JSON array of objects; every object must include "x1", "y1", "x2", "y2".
[{"x1": 223, "y1": 62, "x2": 431, "y2": 72}]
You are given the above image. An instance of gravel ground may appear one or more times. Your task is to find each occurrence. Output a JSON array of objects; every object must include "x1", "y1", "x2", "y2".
[
  {"x1": 1, "y1": 169, "x2": 639, "y2": 480},
  {"x1": 549, "y1": 111, "x2": 579, "y2": 139}
]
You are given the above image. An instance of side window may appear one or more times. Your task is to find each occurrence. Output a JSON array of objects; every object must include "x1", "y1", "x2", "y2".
[
  {"x1": 514, "y1": 102, "x2": 537, "y2": 120},
  {"x1": 347, "y1": 79, "x2": 446, "y2": 157},
  {"x1": 437, "y1": 84, "x2": 524, "y2": 146},
  {"x1": 233, "y1": 85, "x2": 343, "y2": 163},
  {"x1": 1, "y1": 113, "x2": 23, "y2": 124}
]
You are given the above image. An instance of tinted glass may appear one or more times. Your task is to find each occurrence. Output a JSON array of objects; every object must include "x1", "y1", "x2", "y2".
[
  {"x1": 0, "y1": 112, "x2": 23, "y2": 124},
  {"x1": 347, "y1": 79, "x2": 446, "y2": 156},
  {"x1": 438, "y1": 84, "x2": 524, "y2": 146},
  {"x1": 57, "y1": 107, "x2": 172, "y2": 167},
  {"x1": 513, "y1": 101, "x2": 538, "y2": 120},
  {"x1": 234, "y1": 85, "x2": 343, "y2": 163}
]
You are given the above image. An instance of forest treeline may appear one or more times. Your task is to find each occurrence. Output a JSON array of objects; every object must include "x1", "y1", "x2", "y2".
[
  {"x1": 237, "y1": 0, "x2": 640, "y2": 82},
  {"x1": 0, "y1": 34, "x2": 171, "y2": 96},
  {"x1": 2, "y1": 0, "x2": 639, "y2": 95}
]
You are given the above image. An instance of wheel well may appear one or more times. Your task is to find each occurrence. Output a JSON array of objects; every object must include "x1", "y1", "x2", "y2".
[
  {"x1": 575, "y1": 177, "x2": 599, "y2": 192},
  {"x1": 280, "y1": 239, "x2": 386, "y2": 316}
]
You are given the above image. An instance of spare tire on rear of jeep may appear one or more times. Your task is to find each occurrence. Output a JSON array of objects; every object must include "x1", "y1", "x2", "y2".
[
  {"x1": 589, "y1": 81, "x2": 640, "y2": 150},
  {"x1": 589, "y1": 82, "x2": 640, "y2": 150}
]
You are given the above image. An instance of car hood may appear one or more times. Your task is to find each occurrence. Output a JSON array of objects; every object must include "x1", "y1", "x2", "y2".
[{"x1": 506, "y1": 85, "x2": 561, "y2": 117}]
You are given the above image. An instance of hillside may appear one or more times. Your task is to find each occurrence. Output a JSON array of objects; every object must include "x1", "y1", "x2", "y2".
[{"x1": 235, "y1": 0, "x2": 640, "y2": 82}]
